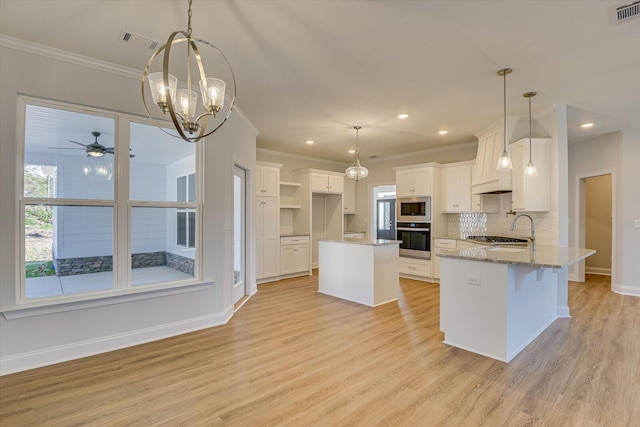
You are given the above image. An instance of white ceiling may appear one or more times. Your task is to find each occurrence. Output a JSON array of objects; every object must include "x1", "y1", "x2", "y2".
[{"x1": 2, "y1": 0, "x2": 639, "y2": 163}]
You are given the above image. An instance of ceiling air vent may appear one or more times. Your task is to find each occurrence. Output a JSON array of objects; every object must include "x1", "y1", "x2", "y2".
[
  {"x1": 611, "y1": 1, "x2": 640, "y2": 24},
  {"x1": 117, "y1": 31, "x2": 161, "y2": 50}
]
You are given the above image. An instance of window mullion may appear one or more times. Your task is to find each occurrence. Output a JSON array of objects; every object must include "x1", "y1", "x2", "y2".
[{"x1": 115, "y1": 116, "x2": 129, "y2": 290}]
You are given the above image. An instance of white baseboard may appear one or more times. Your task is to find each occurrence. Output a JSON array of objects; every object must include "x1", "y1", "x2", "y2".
[
  {"x1": 585, "y1": 267, "x2": 611, "y2": 276},
  {"x1": 0, "y1": 307, "x2": 233, "y2": 376},
  {"x1": 556, "y1": 305, "x2": 571, "y2": 318},
  {"x1": 568, "y1": 273, "x2": 577, "y2": 282},
  {"x1": 612, "y1": 283, "x2": 640, "y2": 297}
]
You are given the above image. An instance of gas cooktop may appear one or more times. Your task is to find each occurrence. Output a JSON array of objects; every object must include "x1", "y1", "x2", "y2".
[{"x1": 466, "y1": 235, "x2": 528, "y2": 245}]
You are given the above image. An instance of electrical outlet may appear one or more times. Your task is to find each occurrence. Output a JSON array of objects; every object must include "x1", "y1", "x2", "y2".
[{"x1": 467, "y1": 276, "x2": 481, "y2": 286}]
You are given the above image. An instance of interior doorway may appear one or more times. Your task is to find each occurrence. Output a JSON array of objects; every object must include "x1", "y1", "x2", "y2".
[
  {"x1": 371, "y1": 185, "x2": 396, "y2": 240},
  {"x1": 233, "y1": 165, "x2": 247, "y2": 307},
  {"x1": 575, "y1": 170, "x2": 615, "y2": 287}
]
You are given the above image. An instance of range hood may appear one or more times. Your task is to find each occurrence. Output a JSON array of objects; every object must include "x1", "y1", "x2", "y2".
[{"x1": 471, "y1": 117, "x2": 528, "y2": 195}]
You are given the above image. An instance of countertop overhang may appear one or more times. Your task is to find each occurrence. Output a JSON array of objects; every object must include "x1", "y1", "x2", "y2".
[
  {"x1": 438, "y1": 245, "x2": 595, "y2": 269},
  {"x1": 319, "y1": 238, "x2": 401, "y2": 246}
]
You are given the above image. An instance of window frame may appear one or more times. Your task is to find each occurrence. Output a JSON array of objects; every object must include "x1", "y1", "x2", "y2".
[
  {"x1": 176, "y1": 173, "x2": 196, "y2": 249},
  {"x1": 15, "y1": 95, "x2": 204, "y2": 310}
]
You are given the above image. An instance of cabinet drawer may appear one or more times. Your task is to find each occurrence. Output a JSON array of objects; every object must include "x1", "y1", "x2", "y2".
[
  {"x1": 281, "y1": 235, "x2": 310, "y2": 245},
  {"x1": 399, "y1": 257, "x2": 431, "y2": 276},
  {"x1": 434, "y1": 239, "x2": 456, "y2": 249}
]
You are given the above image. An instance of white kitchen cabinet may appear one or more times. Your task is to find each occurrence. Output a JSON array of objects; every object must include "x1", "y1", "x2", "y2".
[
  {"x1": 256, "y1": 197, "x2": 280, "y2": 280},
  {"x1": 471, "y1": 194, "x2": 500, "y2": 213},
  {"x1": 442, "y1": 165, "x2": 472, "y2": 212},
  {"x1": 311, "y1": 172, "x2": 344, "y2": 194},
  {"x1": 280, "y1": 235, "x2": 310, "y2": 276},
  {"x1": 395, "y1": 166, "x2": 433, "y2": 197},
  {"x1": 471, "y1": 126, "x2": 512, "y2": 194},
  {"x1": 433, "y1": 238, "x2": 457, "y2": 279},
  {"x1": 510, "y1": 138, "x2": 551, "y2": 212},
  {"x1": 344, "y1": 232, "x2": 365, "y2": 239},
  {"x1": 343, "y1": 178, "x2": 356, "y2": 214},
  {"x1": 279, "y1": 181, "x2": 301, "y2": 209},
  {"x1": 255, "y1": 163, "x2": 280, "y2": 198},
  {"x1": 399, "y1": 257, "x2": 431, "y2": 279}
]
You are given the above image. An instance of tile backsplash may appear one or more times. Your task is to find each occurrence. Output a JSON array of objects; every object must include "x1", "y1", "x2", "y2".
[{"x1": 446, "y1": 194, "x2": 558, "y2": 246}]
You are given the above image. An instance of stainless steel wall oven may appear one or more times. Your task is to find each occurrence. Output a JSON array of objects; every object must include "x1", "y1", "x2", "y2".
[{"x1": 396, "y1": 221, "x2": 430, "y2": 259}]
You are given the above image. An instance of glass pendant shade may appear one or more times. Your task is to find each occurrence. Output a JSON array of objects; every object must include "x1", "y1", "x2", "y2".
[
  {"x1": 175, "y1": 88, "x2": 199, "y2": 121},
  {"x1": 148, "y1": 72, "x2": 177, "y2": 110},
  {"x1": 525, "y1": 160, "x2": 538, "y2": 177},
  {"x1": 200, "y1": 78, "x2": 226, "y2": 114},
  {"x1": 346, "y1": 157, "x2": 369, "y2": 181},
  {"x1": 497, "y1": 150, "x2": 512, "y2": 170}
]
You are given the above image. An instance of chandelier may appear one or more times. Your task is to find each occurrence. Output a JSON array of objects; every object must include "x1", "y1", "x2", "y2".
[
  {"x1": 345, "y1": 126, "x2": 369, "y2": 181},
  {"x1": 141, "y1": 0, "x2": 236, "y2": 143},
  {"x1": 496, "y1": 68, "x2": 513, "y2": 170}
]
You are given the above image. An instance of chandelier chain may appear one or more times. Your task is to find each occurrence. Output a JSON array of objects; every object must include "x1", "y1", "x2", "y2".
[{"x1": 187, "y1": 0, "x2": 193, "y2": 36}]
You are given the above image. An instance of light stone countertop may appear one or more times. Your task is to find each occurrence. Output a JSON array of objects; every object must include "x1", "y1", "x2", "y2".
[
  {"x1": 280, "y1": 233, "x2": 311, "y2": 237},
  {"x1": 319, "y1": 238, "x2": 401, "y2": 246},
  {"x1": 437, "y1": 245, "x2": 595, "y2": 269}
]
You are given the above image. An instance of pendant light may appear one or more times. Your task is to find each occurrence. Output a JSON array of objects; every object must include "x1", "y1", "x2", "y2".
[
  {"x1": 345, "y1": 126, "x2": 369, "y2": 181},
  {"x1": 496, "y1": 68, "x2": 513, "y2": 170},
  {"x1": 141, "y1": 0, "x2": 236, "y2": 143},
  {"x1": 523, "y1": 91, "x2": 538, "y2": 177}
]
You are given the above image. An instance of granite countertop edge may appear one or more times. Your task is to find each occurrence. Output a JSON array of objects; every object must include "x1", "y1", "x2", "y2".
[
  {"x1": 319, "y1": 238, "x2": 401, "y2": 246},
  {"x1": 437, "y1": 245, "x2": 596, "y2": 269}
]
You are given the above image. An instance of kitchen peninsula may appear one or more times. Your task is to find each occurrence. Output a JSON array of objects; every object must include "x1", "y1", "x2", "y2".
[
  {"x1": 318, "y1": 238, "x2": 401, "y2": 307},
  {"x1": 439, "y1": 245, "x2": 595, "y2": 362}
]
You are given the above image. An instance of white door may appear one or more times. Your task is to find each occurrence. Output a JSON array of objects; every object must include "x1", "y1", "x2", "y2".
[{"x1": 233, "y1": 166, "x2": 247, "y2": 304}]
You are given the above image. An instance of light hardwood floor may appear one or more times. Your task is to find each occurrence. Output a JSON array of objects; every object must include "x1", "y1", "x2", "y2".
[{"x1": 1, "y1": 274, "x2": 638, "y2": 426}]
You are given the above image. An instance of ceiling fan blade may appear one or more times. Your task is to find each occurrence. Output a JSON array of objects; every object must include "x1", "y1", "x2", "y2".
[{"x1": 68, "y1": 140, "x2": 89, "y2": 148}]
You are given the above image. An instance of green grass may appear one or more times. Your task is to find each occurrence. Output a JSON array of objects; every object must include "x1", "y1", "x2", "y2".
[{"x1": 25, "y1": 261, "x2": 56, "y2": 278}]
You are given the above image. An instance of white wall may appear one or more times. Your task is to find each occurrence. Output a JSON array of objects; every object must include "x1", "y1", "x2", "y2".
[{"x1": 0, "y1": 39, "x2": 257, "y2": 373}]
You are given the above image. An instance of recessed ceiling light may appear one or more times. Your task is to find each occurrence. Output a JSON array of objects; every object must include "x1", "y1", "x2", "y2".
[
  {"x1": 438, "y1": 130, "x2": 449, "y2": 135},
  {"x1": 305, "y1": 140, "x2": 314, "y2": 144},
  {"x1": 397, "y1": 114, "x2": 409, "y2": 119},
  {"x1": 580, "y1": 123, "x2": 594, "y2": 128},
  {"x1": 348, "y1": 149, "x2": 356, "y2": 154}
]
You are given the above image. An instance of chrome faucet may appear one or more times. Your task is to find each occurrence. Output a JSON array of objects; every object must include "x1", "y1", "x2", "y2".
[{"x1": 510, "y1": 213, "x2": 535, "y2": 252}]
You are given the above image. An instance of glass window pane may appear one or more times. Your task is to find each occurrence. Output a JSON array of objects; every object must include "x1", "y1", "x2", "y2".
[
  {"x1": 131, "y1": 207, "x2": 196, "y2": 286},
  {"x1": 188, "y1": 211, "x2": 196, "y2": 248},
  {"x1": 188, "y1": 173, "x2": 196, "y2": 203},
  {"x1": 25, "y1": 205, "x2": 114, "y2": 299},
  {"x1": 177, "y1": 176, "x2": 186, "y2": 202},
  {"x1": 129, "y1": 122, "x2": 196, "y2": 202},
  {"x1": 24, "y1": 104, "x2": 115, "y2": 200},
  {"x1": 177, "y1": 212, "x2": 187, "y2": 246}
]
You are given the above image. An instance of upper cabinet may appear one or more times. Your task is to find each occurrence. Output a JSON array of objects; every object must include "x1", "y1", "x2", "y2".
[
  {"x1": 310, "y1": 172, "x2": 344, "y2": 194},
  {"x1": 442, "y1": 164, "x2": 472, "y2": 213},
  {"x1": 343, "y1": 178, "x2": 356, "y2": 214},
  {"x1": 255, "y1": 162, "x2": 281, "y2": 198},
  {"x1": 510, "y1": 138, "x2": 551, "y2": 212},
  {"x1": 395, "y1": 165, "x2": 434, "y2": 197}
]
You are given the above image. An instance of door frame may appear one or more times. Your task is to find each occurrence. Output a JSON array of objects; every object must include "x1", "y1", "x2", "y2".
[
  {"x1": 368, "y1": 182, "x2": 397, "y2": 240},
  {"x1": 232, "y1": 162, "x2": 251, "y2": 309},
  {"x1": 573, "y1": 168, "x2": 616, "y2": 289}
]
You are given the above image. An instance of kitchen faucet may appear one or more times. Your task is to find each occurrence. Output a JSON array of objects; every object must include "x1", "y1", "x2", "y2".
[{"x1": 510, "y1": 213, "x2": 535, "y2": 252}]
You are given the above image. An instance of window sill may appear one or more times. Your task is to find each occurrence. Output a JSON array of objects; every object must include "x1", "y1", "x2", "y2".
[{"x1": 1, "y1": 281, "x2": 212, "y2": 320}]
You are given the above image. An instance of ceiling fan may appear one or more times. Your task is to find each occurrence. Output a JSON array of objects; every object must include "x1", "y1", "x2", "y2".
[{"x1": 49, "y1": 131, "x2": 134, "y2": 157}]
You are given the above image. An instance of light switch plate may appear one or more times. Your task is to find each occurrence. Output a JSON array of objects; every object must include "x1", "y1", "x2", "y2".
[
  {"x1": 467, "y1": 276, "x2": 481, "y2": 286},
  {"x1": 634, "y1": 219, "x2": 640, "y2": 228}
]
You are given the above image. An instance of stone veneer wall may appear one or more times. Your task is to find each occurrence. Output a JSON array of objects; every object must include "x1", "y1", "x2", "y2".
[
  {"x1": 54, "y1": 252, "x2": 194, "y2": 276},
  {"x1": 446, "y1": 193, "x2": 558, "y2": 246},
  {"x1": 166, "y1": 252, "x2": 195, "y2": 276},
  {"x1": 131, "y1": 251, "x2": 167, "y2": 269},
  {"x1": 53, "y1": 256, "x2": 113, "y2": 276}
]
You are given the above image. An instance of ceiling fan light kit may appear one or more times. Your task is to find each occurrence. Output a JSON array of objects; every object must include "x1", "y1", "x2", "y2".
[{"x1": 141, "y1": 0, "x2": 236, "y2": 143}]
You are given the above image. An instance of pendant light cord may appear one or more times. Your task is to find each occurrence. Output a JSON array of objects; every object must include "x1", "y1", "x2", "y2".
[
  {"x1": 503, "y1": 71, "x2": 507, "y2": 152},
  {"x1": 187, "y1": 0, "x2": 193, "y2": 36},
  {"x1": 528, "y1": 95, "x2": 532, "y2": 161}
]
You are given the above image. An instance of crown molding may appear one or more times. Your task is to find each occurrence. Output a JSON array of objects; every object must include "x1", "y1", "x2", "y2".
[
  {"x1": 0, "y1": 34, "x2": 258, "y2": 135},
  {"x1": 256, "y1": 148, "x2": 348, "y2": 167}
]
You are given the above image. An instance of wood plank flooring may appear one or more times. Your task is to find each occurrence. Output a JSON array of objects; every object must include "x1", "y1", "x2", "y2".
[{"x1": 1, "y1": 274, "x2": 638, "y2": 426}]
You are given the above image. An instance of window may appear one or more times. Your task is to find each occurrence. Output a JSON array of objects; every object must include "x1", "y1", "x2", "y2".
[
  {"x1": 19, "y1": 97, "x2": 201, "y2": 304},
  {"x1": 177, "y1": 174, "x2": 196, "y2": 248}
]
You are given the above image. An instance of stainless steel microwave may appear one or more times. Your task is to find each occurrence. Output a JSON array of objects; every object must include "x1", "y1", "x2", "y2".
[{"x1": 397, "y1": 197, "x2": 431, "y2": 222}]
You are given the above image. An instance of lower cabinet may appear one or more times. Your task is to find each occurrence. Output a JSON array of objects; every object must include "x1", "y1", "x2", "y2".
[
  {"x1": 280, "y1": 236, "x2": 310, "y2": 276},
  {"x1": 399, "y1": 257, "x2": 431, "y2": 279},
  {"x1": 432, "y1": 238, "x2": 457, "y2": 279}
]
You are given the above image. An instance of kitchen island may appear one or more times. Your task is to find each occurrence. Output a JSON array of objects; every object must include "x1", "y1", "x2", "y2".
[
  {"x1": 439, "y1": 245, "x2": 595, "y2": 362},
  {"x1": 318, "y1": 238, "x2": 401, "y2": 307}
]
